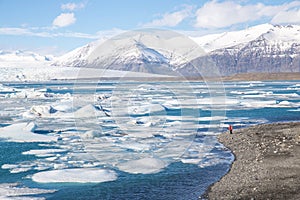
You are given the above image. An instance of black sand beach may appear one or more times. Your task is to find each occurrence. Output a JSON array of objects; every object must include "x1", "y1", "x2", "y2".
[{"x1": 206, "y1": 122, "x2": 300, "y2": 200}]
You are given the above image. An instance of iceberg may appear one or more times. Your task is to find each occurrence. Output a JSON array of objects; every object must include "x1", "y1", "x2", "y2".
[
  {"x1": 32, "y1": 168, "x2": 117, "y2": 183},
  {"x1": 0, "y1": 183, "x2": 56, "y2": 200},
  {"x1": 23, "y1": 105, "x2": 57, "y2": 118},
  {"x1": 73, "y1": 104, "x2": 107, "y2": 118},
  {"x1": 0, "y1": 122, "x2": 57, "y2": 142},
  {"x1": 22, "y1": 149, "x2": 67, "y2": 157},
  {"x1": 117, "y1": 157, "x2": 167, "y2": 174}
]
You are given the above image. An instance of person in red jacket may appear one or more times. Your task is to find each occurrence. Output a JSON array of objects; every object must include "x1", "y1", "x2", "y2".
[{"x1": 228, "y1": 125, "x2": 233, "y2": 134}]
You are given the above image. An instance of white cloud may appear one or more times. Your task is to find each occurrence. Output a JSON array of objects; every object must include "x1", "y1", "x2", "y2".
[
  {"x1": 0, "y1": 26, "x2": 124, "y2": 40},
  {"x1": 52, "y1": 13, "x2": 76, "y2": 28},
  {"x1": 0, "y1": 27, "x2": 32, "y2": 36},
  {"x1": 0, "y1": 27, "x2": 52, "y2": 37},
  {"x1": 195, "y1": 0, "x2": 300, "y2": 28},
  {"x1": 144, "y1": 5, "x2": 193, "y2": 27},
  {"x1": 61, "y1": 2, "x2": 85, "y2": 11},
  {"x1": 272, "y1": 9, "x2": 300, "y2": 24}
]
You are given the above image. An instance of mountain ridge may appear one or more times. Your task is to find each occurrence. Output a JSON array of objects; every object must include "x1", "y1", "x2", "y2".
[{"x1": 2, "y1": 23, "x2": 300, "y2": 77}]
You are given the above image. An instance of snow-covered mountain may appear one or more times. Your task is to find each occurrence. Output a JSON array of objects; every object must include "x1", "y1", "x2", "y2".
[
  {"x1": 52, "y1": 24, "x2": 300, "y2": 76},
  {"x1": 5, "y1": 23, "x2": 300, "y2": 77},
  {"x1": 53, "y1": 30, "x2": 202, "y2": 76},
  {"x1": 86, "y1": 38, "x2": 175, "y2": 75},
  {"x1": 0, "y1": 50, "x2": 53, "y2": 63},
  {"x1": 192, "y1": 24, "x2": 275, "y2": 52},
  {"x1": 196, "y1": 24, "x2": 300, "y2": 75}
]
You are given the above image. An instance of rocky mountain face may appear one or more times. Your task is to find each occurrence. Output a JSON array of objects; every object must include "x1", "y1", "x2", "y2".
[
  {"x1": 52, "y1": 24, "x2": 300, "y2": 77},
  {"x1": 204, "y1": 25, "x2": 300, "y2": 76}
]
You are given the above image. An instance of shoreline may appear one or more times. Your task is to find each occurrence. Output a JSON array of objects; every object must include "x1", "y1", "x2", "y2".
[
  {"x1": 203, "y1": 122, "x2": 300, "y2": 200},
  {"x1": 0, "y1": 72, "x2": 299, "y2": 83}
]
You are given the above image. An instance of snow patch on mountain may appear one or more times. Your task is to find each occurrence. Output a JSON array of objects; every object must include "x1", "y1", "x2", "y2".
[{"x1": 191, "y1": 24, "x2": 274, "y2": 52}]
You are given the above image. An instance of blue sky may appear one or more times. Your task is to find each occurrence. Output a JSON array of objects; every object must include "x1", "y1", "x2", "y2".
[{"x1": 1, "y1": 0, "x2": 300, "y2": 55}]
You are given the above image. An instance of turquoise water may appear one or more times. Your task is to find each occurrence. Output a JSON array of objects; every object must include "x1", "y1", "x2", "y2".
[{"x1": 0, "y1": 80, "x2": 299, "y2": 199}]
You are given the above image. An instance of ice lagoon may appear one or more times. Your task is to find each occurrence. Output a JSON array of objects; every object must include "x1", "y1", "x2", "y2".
[{"x1": 0, "y1": 80, "x2": 299, "y2": 199}]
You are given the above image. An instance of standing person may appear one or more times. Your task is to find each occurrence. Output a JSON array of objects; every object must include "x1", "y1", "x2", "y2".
[{"x1": 228, "y1": 125, "x2": 233, "y2": 134}]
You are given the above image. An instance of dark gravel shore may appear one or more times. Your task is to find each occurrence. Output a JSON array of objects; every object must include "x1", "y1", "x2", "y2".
[{"x1": 206, "y1": 122, "x2": 300, "y2": 200}]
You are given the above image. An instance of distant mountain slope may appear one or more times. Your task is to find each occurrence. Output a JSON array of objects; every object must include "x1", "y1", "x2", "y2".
[{"x1": 0, "y1": 50, "x2": 53, "y2": 63}]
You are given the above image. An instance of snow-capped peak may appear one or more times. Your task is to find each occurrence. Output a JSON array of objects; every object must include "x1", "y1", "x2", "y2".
[
  {"x1": 192, "y1": 23, "x2": 300, "y2": 54},
  {"x1": 260, "y1": 24, "x2": 300, "y2": 43},
  {"x1": 111, "y1": 40, "x2": 168, "y2": 64}
]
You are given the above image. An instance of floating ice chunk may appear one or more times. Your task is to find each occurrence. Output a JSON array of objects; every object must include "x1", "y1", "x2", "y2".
[
  {"x1": 22, "y1": 149, "x2": 67, "y2": 157},
  {"x1": 198, "y1": 116, "x2": 227, "y2": 121},
  {"x1": 81, "y1": 130, "x2": 102, "y2": 139},
  {"x1": 0, "y1": 183, "x2": 56, "y2": 200},
  {"x1": 230, "y1": 90, "x2": 261, "y2": 95},
  {"x1": 1, "y1": 164, "x2": 18, "y2": 170},
  {"x1": 240, "y1": 100, "x2": 277, "y2": 108},
  {"x1": 10, "y1": 167, "x2": 32, "y2": 174},
  {"x1": 5, "y1": 89, "x2": 50, "y2": 99},
  {"x1": 272, "y1": 93, "x2": 299, "y2": 98},
  {"x1": 128, "y1": 117, "x2": 162, "y2": 127},
  {"x1": 32, "y1": 168, "x2": 117, "y2": 183},
  {"x1": 23, "y1": 122, "x2": 36, "y2": 132},
  {"x1": 165, "y1": 116, "x2": 184, "y2": 121},
  {"x1": 117, "y1": 142, "x2": 151, "y2": 152},
  {"x1": 288, "y1": 108, "x2": 300, "y2": 112},
  {"x1": 181, "y1": 158, "x2": 202, "y2": 165},
  {"x1": 45, "y1": 157, "x2": 58, "y2": 161},
  {"x1": 164, "y1": 120, "x2": 182, "y2": 127},
  {"x1": 3, "y1": 162, "x2": 38, "y2": 174},
  {"x1": 51, "y1": 100, "x2": 73, "y2": 112},
  {"x1": 0, "y1": 84, "x2": 17, "y2": 93},
  {"x1": 0, "y1": 122, "x2": 57, "y2": 143},
  {"x1": 73, "y1": 104, "x2": 107, "y2": 118},
  {"x1": 241, "y1": 94, "x2": 266, "y2": 98},
  {"x1": 128, "y1": 104, "x2": 165, "y2": 115},
  {"x1": 123, "y1": 129, "x2": 155, "y2": 138},
  {"x1": 117, "y1": 157, "x2": 167, "y2": 174},
  {"x1": 24, "y1": 105, "x2": 57, "y2": 117},
  {"x1": 278, "y1": 100, "x2": 292, "y2": 106},
  {"x1": 96, "y1": 94, "x2": 110, "y2": 100},
  {"x1": 162, "y1": 99, "x2": 180, "y2": 109}
]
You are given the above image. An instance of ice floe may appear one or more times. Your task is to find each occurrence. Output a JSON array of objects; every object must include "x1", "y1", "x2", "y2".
[
  {"x1": 22, "y1": 149, "x2": 67, "y2": 157},
  {"x1": 73, "y1": 104, "x2": 108, "y2": 118},
  {"x1": 117, "y1": 157, "x2": 167, "y2": 174},
  {"x1": 32, "y1": 168, "x2": 117, "y2": 183},
  {"x1": 81, "y1": 130, "x2": 103, "y2": 139},
  {"x1": 0, "y1": 183, "x2": 56, "y2": 200},
  {"x1": 0, "y1": 122, "x2": 57, "y2": 142},
  {"x1": 23, "y1": 105, "x2": 58, "y2": 118}
]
